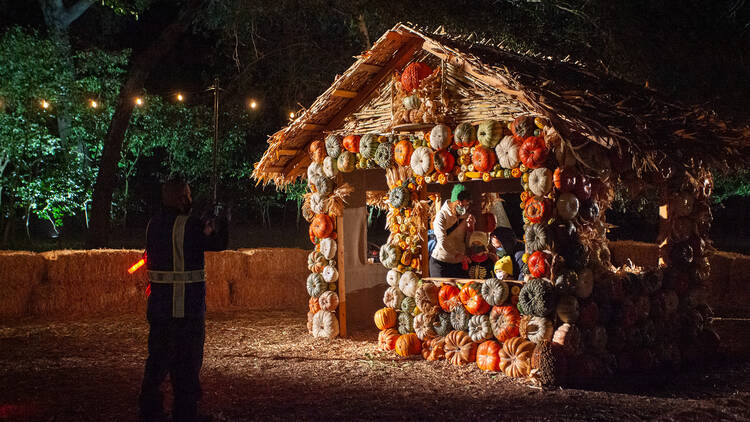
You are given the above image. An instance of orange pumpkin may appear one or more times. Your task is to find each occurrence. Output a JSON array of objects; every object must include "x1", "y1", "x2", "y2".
[
  {"x1": 309, "y1": 297, "x2": 321, "y2": 313},
  {"x1": 394, "y1": 139, "x2": 414, "y2": 166},
  {"x1": 527, "y1": 251, "x2": 550, "y2": 278},
  {"x1": 309, "y1": 140, "x2": 326, "y2": 164},
  {"x1": 422, "y1": 336, "x2": 446, "y2": 361},
  {"x1": 434, "y1": 149, "x2": 455, "y2": 174},
  {"x1": 438, "y1": 284, "x2": 461, "y2": 312},
  {"x1": 498, "y1": 336, "x2": 536, "y2": 378},
  {"x1": 476, "y1": 340, "x2": 502, "y2": 371},
  {"x1": 395, "y1": 333, "x2": 422, "y2": 356},
  {"x1": 459, "y1": 282, "x2": 491, "y2": 315},
  {"x1": 471, "y1": 146, "x2": 496, "y2": 173},
  {"x1": 378, "y1": 328, "x2": 400, "y2": 351},
  {"x1": 374, "y1": 307, "x2": 397, "y2": 330},
  {"x1": 343, "y1": 134, "x2": 361, "y2": 153},
  {"x1": 308, "y1": 224, "x2": 317, "y2": 244},
  {"x1": 490, "y1": 305, "x2": 521, "y2": 342},
  {"x1": 401, "y1": 62, "x2": 432, "y2": 92},
  {"x1": 553, "y1": 167, "x2": 577, "y2": 192},
  {"x1": 444, "y1": 330, "x2": 477, "y2": 365},
  {"x1": 524, "y1": 197, "x2": 551, "y2": 224},
  {"x1": 519, "y1": 136, "x2": 548, "y2": 169},
  {"x1": 311, "y1": 214, "x2": 334, "y2": 239}
]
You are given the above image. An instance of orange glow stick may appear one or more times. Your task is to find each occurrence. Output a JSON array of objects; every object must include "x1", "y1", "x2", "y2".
[{"x1": 128, "y1": 258, "x2": 146, "y2": 274}]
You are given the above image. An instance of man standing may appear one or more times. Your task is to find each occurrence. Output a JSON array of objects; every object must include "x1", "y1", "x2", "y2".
[
  {"x1": 138, "y1": 178, "x2": 228, "y2": 422},
  {"x1": 429, "y1": 184, "x2": 475, "y2": 277}
]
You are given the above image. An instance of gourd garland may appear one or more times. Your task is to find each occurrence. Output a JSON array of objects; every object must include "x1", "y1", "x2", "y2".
[
  {"x1": 318, "y1": 291, "x2": 339, "y2": 312},
  {"x1": 342, "y1": 134, "x2": 360, "y2": 153},
  {"x1": 375, "y1": 142, "x2": 394, "y2": 169},
  {"x1": 528, "y1": 251, "x2": 550, "y2": 278},
  {"x1": 394, "y1": 140, "x2": 414, "y2": 166},
  {"x1": 307, "y1": 250, "x2": 327, "y2": 273},
  {"x1": 311, "y1": 214, "x2": 334, "y2": 239},
  {"x1": 429, "y1": 124, "x2": 453, "y2": 150},
  {"x1": 524, "y1": 197, "x2": 551, "y2": 224},
  {"x1": 389, "y1": 186, "x2": 411, "y2": 209},
  {"x1": 528, "y1": 168, "x2": 553, "y2": 197},
  {"x1": 471, "y1": 146, "x2": 496, "y2": 173},
  {"x1": 410, "y1": 146, "x2": 434, "y2": 176},
  {"x1": 511, "y1": 116, "x2": 537, "y2": 138},
  {"x1": 360, "y1": 134, "x2": 379, "y2": 160},
  {"x1": 322, "y1": 156, "x2": 338, "y2": 178},
  {"x1": 401, "y1": 62, "x2": 432, "y2": 92},
  {"x1": 336, "y1": 151, "x2": 356, "y2": 173},
  {"x1": 309, "y1": 140, "x2": 327, "y2": 164},
  {"x1": 319, "y1": 238, "x2": 337, "y2": 260},
  {"x1": 433, "y1": 150, "x2": 455, "y2": 174}
]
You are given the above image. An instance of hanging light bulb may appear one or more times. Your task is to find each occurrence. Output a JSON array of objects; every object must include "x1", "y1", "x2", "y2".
[
  {"x1": 289, "y1": 112, "x2": 295, "y2": 119},
  {"x1": 249, "y1": 100, "x2": 257, "y2": 110},
  {"x1": 90, "y1": 99, "x2": 98, "y2": 108},
  {"x1": 41, "y1": 100, "x2": 50, "y2": 109},
  {"x1": 177, "y1": 93, "x2": 184, "y2": 102},
  {"x1": 135, "y1": 97, "x2": 143, "y2": 106}
]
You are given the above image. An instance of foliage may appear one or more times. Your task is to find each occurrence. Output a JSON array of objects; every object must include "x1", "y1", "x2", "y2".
[{"x1": 713, "y1": 170, "x2": 750, "y2": 204}]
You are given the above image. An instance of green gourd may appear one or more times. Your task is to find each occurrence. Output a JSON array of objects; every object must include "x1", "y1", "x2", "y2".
[
  {"x1": 359, "y1": 134, "x2": 380, "y2": 159},
  {"x1": 306, "y1": 273, "x2": 327, "y2": 298},
  {"x1": 325, "y1": 134, "x2": 343, "y2": 158},
  {"x1": 375, "y1": 142, "x2": 394, "y2": 169},
  {"x1": 477, "y1": 120, "x2": 503, "y2": 149},
  {"x1": 518, "y1": 278, "x2": 555, "y2": 317}
]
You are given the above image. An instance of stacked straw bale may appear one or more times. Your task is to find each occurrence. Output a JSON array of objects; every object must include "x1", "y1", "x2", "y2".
[
  {"x1": 0, "y1": 251, "x2": 46, "y2": 319},
  {"x1": 30, "y1": 249, "x2": 147, "y2": 317},
  {"x1": 608, "y1": 240, "x2": 659, "y2": 268},
  {"x1": 204, "y1": 250, "x2": 234, "y2": 310},
  {"x1": 233, "y1": 248, "x2": 309, "y2": 310}
]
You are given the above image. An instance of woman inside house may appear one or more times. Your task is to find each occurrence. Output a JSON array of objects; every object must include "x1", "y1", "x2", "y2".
[{"x1": 429, "y1": 184, "x2": 474, "y2": 278}]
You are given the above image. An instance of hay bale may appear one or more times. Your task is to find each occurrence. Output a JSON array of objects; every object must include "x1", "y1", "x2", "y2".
[
  {"x1": 30, "y1": 250, "x2": 147, "y2": 317},
  {"x1": 204, "y1": 251, "x2": 234, "y2": 312},
  {"x1": 608, "y1": 241, "x2": 659, "y2": 269},
  {"x1": 0, "y1": 251, "x2": 45, "y2": 320},
  {"x1": 727, "y1": 254, "x2": 750, "y2": 311},
  {"x1": 232, "y1": 248, "x2": 309, "y2": 310}
]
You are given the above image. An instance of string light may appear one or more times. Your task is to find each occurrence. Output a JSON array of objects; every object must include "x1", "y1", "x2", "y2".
[
  {"x1": 41, "y1": 100, "x2": 50, "y2": 109},
  {"x1": 249, "y1": 100, "x2": 257, "y2": 110},
  {"x1": 135, "y1": 97, "x2": 143, "y2": 106},
  {"x1": 177, "y1": 93, "x2": 184, "y2": 102},
  {"x1": 289, "y1": 112, "x2": 295, "y2": 119},
  {"x1": 89, "y1": 99, "x2": 98, "y2": 108}
]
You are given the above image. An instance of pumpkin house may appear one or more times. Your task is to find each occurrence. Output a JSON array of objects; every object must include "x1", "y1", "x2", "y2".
[{"x1": 252, "y1": 23, "x2": 749, "y2": 385}]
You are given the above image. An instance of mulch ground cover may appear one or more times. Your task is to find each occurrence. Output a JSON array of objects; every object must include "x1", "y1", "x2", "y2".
[{"x1": 1, "y1": 311, "x2": 748, "y2": 421}]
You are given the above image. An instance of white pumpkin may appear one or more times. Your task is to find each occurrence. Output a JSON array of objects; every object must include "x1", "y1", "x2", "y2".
[
  {"x1": 552, "y1": 323, "x2": 581, "y2": 355},
  {"x1": 318, "y1": 291, "x2": 339, "y2": 312},
  {"x1": 556, "y1": 192, "x2": 580, "y2": 220},
  {"x1": 386, "y1": 269, "x2": 401, "y2": 287},
  {"x1": 312, "y1": 310, "x2": 339, "y2": 338},
  {"x1": 556, "y1": 295, "x2": 580, "y2": 323},
  {"x1": 323, "y1": 156, "x2": 339, "y2": 178},
  {"x1": 322, "y1": 265, "x2": 339, "y2": 283},
  {"x1": 528, "y1": 168, "x2": 553, "y2": 197},
  {"x1": 383, "y1": 286, "x2": 404, "y2": 308},
  {"x1": 524, "y1": 316, "x2": 554, "y2": 344},
  {"x1": 410, "y1": 146, "x2": 434, "y2": 176},
  {"x1": 310, "y1": 192, "x2": 327, "y2": 215},
  {"x1": 496, "y1": 135, "x2": 520, "y2": 169},
  {"x1": 575, "y1": 268, "x2": 594, "y2": 299},
  {"x1": 398, "y1": 271, "x2": 420, "y2": 298},
  {"x1": 307, "y1": 162, "x2": 324, "y2": 184},
  {"x1": 319, "y1": 237, "x2": 337, "y2": 260},
  {"x1": 429, "y1": 124, "x2": 452, "y2": 150},
  {"x1": 315, "y1": 177, "x2": 334, "y2": 196}
]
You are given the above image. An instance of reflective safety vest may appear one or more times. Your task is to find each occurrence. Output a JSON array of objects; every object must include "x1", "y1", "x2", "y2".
[{"x1": 147, "y1": 215, "x2": 206, "y2": 318}]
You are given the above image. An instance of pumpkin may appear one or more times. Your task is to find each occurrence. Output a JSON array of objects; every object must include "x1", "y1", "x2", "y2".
[
  {"x1": 518, "y1": 278, "x2": 555, "y2": 317},
  {"x1": 438, "y1": 284, "x2": 461, "y2": 312},
  {"x1": 476, "y1": 340, "x2": 502, "y2": 371},
  {"x1": 450, "y1": 305, "x2": 471, "y2": 331},
  {"x1": 378, "y1": 328, "x2": 400, "y2": 351},
  {"x1": 433, "y1": 311, "x2": 452, "y2": 336},
  {"x1": 524, "y1": 224, "x2": 549, "y2": 253},
  {"x1": 389, "y1": 186, "x2": 410, "y2": 209},
  {"x1": 306, "y1": 273, "x2": 327, "y2": 298},
  {"x1": 459, "y1": 283, "x2": 491, "y2": 315},
  {"x1": 316, "y1": 177, "x2": 335, "y2": 197},
  {"x1": 398, "y1": 271, "x2": 420, "y2": 298},
  {"x1": 556, "y1": 295, "x2": 580, "y2": 323},
  {"x1": 307, "y1": 162, "x2": 324, "y2": 186},
  {"x1": 309, "y1": 140, "x2": 327, "y2": 164},
  {"x1": 383, "y1": 286, "x2": 404, "y2": 308},
  {"x1": 401, "y1": 62, "x2": 432, "y2": 92},
  {"x1": 415, "y1": 283, "x2": 439, "y2": 313},
  {"x1": 481, "y1": 278, "x2": 510, "y2": 306},
  {"x1": 556, "y1": 192, "x2": 580, "y2": 220},
  {"x1": 311, "y1": 213, "x2": 334, "y2": 239},
  {"x1": 490, "y1": 305, "x2": 521, "y2": 342},
  {"x1": 325, "y1": 134, "x2": 343, "y2": 158},
  {"x1": 322, "y1": 265, "x2": 339, "y2": 283},
  {"x1": 400, "y1": 296, "x2": 416, "y2": 315},
  {"x1": 527, "y1": 251, "x2": 550, "y2": 278},
  {"x1": 444, "y1": 330, "x2": 478, "y2": 366},
  {"x1": 402, "y1": 94, "x2": 421, "y2": 110},
  {"x1": 471, "y1": 146, "x2": 496, "y2": 173},
  {"x1": 342, "y1": 134, "x2": 360, "y2": 153},
  {"x1": 359, "y1": 134, "x2": 379, "y2": 159},
  {"x1": 579, "y1": 199, "x2": 599, "y2": 221},
  {"x1": 422, "y1": 336, "x2": 446, "y2": 360},
  {"x1": 574, "y1": 268, "x2": 594, "y2": 299},
  {"x1": 309, "y1": 297, "x2": 321, "y2": 313},
  {"x1": 307, "y1": 250, "x2": 327, "y2": 273},
  {"x1": 433, "y1": 149, "x2": 455, "y2": 174},
  {"x1": 395, "y1": 333, "x2": 422, "y2": 356},
  {"x1": 318, "y1": 291, "x2": 339, "y2": 311},
  {"x1": 454, "y1": 122, "x2": 477, "y2": 148},
  {"x1": 430, "y1": 124, "x2": 453, "y2": 150},
  {"x1": 495, "y1": 135, "x2": 520, "y2": 169},
  {"x1": 519, "y1": 136, "x2": 548, "y2": 169},
  {"x1": 511, "y1": 115, "x2": 537, "y2": 138},
  {"x1": 336, "y1": 150, "x2": 356, "y2": 173},
  {"x1": 394, "y1": 139, "x2": 414, "y2": 166},
  {"x1": 379, "y1": 243, "x2": 401, "y2": 269},
  {"x1": 469, "y1": 314, "x2": 494, "y2": 342},
  {"x1": 414, "y1": 311, "x2": 437, "y2": 340},
  {"x1": 562, "y1": 241, "x2": 588, "y2": 271},
  {"x1": 531, "y1": 340, "x2": 567, "y2": 387},
  {"x1": 584, "y1": 325, "x2": 608, "y2": 353},
  {"x1": 319, "y1": 237, "x2": 337, "y2": 260},
  {"x1": 374, "y1": 307, "x2": 397, "y2": 330},
  {"x1": 476, "y1": 120, "x2": 503, "y2": 148},
  {"x1": 386, "y1": 269, "x2": 401, "y2": 287},
  {"x1": 410, "y1": 146, "x2": 434, "y2": 176},
  {"x1": 553, "y1": 323, "x2": 581, "y2": 356},
  {"x1": 524, "y1": 197, "x2": 551, "y2": 224},
  {"x1": 375, "y1": 142, "x2": 394, "y2": 169},
  {"x1": 553, "y1": 167, "x2": 577, "y2": 192},
  {"x1": 520, "y1": 315, "x2": 554, "y2": 343},
  {"x1": 322, "y1": 156, "x2": 338, "y2": 178},
  {"x1": 307, "y1": 311, "x2": 315, "y2": 332},
  {"x1": 311, "y1": 310, "x2": 339, "y2": 338},
  {"x1": 528, "y1": 168, "x2": 553, "y2": 197},
  {"x1": 398, "y1": 311, "x2": 414, "y2": 334},
  {"x1": 553, "y1": 270, "x2": 577, "y2": 296},
  {"x1": 498, "y1": 336, "x2": 536, "y2": 378},
  {"x1": 573, "y1": 175, "x2": 592, "y2": 200}
]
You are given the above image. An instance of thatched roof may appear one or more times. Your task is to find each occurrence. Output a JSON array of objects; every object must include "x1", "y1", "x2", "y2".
[{"x1": 253, "y1": 23, "x2": 749, "y2": 187}]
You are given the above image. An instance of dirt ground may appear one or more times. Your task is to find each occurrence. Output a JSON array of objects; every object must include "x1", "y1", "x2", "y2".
[{"x1": 0, "y1": 311, "x2": 749, "y2": 422}]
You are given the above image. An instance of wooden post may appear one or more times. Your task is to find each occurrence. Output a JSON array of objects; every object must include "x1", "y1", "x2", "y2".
[
  {"x1": 657, "y1": 188, "x2": 671, "y2": 268},
  {"x1": 336, "y1": 214, "x2": 347, "y2": 337}
]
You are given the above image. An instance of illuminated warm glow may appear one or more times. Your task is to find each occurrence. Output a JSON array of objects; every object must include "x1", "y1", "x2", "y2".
[
  {"x1": 249, "y1": 100, "x2": 257, "y2": 109},
  {"x1": 135, "y1": 97, "x2": 143, "y2": 106},
  {"x1": 128, "y1": 258, "x2": 145, "y2": 274},
  {"x1": 90, "y1": 100, "x2": 98, "y2": 108},
  {"x1": 41, "y1": 100, "x2": 50, "y2": 109},
  {"x1": 289, "y1": 112, "x2": 295, "y2": 119},
  {"x1": 177, "y1": 93, "x2": 184, "y2": 101}
]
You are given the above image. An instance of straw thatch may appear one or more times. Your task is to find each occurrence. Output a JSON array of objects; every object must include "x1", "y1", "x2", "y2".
[
  {"x1": 253, "y1": 23, "x2": 749, "y2": 188},
  {"x1": 0, "y1": 251, "x2": 45, "y2": 319}
]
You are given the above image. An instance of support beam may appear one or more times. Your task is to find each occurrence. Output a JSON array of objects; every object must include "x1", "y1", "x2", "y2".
[
  {"x1": 302, "y1": 123, "x2": 326, "y2": 131},
  {"x1": 336, "y1": 213, "x2": 347, "y2": 337},
  {"x1": 357, "y1": 63, "x2": 383, "y2": 73},
  {"x1": 332, "y1": 89, "x2": 358, "y2": 99},
  {"x1": 277, "y1": 149, "x2": 298, "y2": 156}
]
